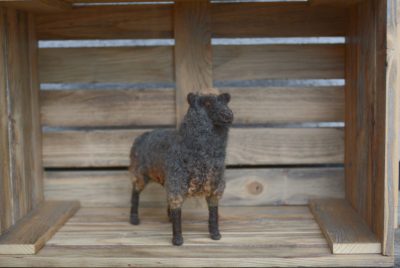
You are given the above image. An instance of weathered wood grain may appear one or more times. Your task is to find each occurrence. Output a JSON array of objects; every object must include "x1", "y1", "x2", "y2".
[
  {"x1": 40, "y1": 87, "x2": 344, "y2": 128},
  {"x1": 28, "y1": 14, "x2": 44, "y2": 209},
  {"x1": 40, "y1": 89, "x2": 176, "y2": 127},
  {"x1": 213, "y1": 45, "x2": 344, "y2": 80},
  {"x1": 345, "y1": 0, "x2": 398, "y2": 256},
  {"x1": 39, "y1": 44, "x2": 343, "y2": 83},
  {"x1": 174, "y1": 0, "x2": 212, "y2": 125},
  {"x1": 36, "y1": 4, "x2": 173, "y2": 40},
  {"x1": 0, "y1": 0, "x2": 71, "y2": 13},
  {"x1": 44, "y1": 168, "x2": 344, "y2": 208},
  {"x1": 309, "y1": 199, "x2": 381, "y2": 254},
  {"x1": 39, "y1": 46, "x2": 174, "y2": 83},
  {"x1": 0, "y1": 201, "x2": 80, "y2": 255},
  {"x1": 42, "y1": 128, "x2": 344, "y2": 168},
  {"x1": 0, "y1": 206, "x2": 394, "y2": 267},
  {"x1": 0, "y1": 7, "x2": 11, "y2": 234},
  {"x1": 35, "y1": 2, "x2": 347, "y2": 40}
]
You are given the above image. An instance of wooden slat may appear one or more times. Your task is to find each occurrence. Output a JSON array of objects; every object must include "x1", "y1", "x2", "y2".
[
  {"x1": 39, "y1": 46, "x2": 174, "y2": 83},
  {"x1": 0, "y1": 7, "x2": 44, "y2": 234},
  {"x1": 40, "y1": 87, "x2": 344, "y2": 128},
  {"x1": 0, "y1": 7, "x2": 11, "y2": 234},
  {"x1": 42, "y1": 128, "x2": 344, "y2": 168},
  {"x1": 44, "y1": 168, "x2": 344, "y2": 208},
  {"x1": 38, "y1": 45, "x2": 343, "y2": 83},
  {"x1": 213, "y1": 45, "x2": 344, "y2": 80},
  {"x1": 174, "y1": 0, "x2": 212, "y2": 124},
  {"x1": 40, "y1": 89, "x2": 176, "y2": 127},
  {"x1": 211, "y1": 2, "x2": 347, "y2": 37},
  {"x1": 0, "y1": 0, "x2": 71, "y2": 13},
  {"x1": 309, "y1": 199, "x2": 381, "y2": 254},
  {"x1": 345, "y1": 0, "x2": 397, "y2": 256},
  {"x1": 28, "y1": 14, "x2": 44, "y2": 209},
  {"x1": 0, "y1": 201, "x2": 80, "y2": 255},
  {"x1": 35, "y1": 2, "x2": 347, "y2": 40},
  {"x1": 0, "y1": 206, "x2": 394, "y2": 267}
]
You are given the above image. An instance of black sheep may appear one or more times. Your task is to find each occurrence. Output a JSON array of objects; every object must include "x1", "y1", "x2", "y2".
[{"x1": 129, "y1": 92, "x2": 233, "y2": 246}]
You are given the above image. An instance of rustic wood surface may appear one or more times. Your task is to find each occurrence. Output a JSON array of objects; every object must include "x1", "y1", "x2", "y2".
[
  {"x1": 42, "y1": 128, "x2": 344, "y2": 167},
  {"x1": 0, "y1": 206, "x2": 393, "y2": 267},
  {"x1": 39, "y1": 44, "x2": 344, "y2": 83},
  {"x1": 44, "y1": 168, "x2": 344, "y2": 208},
  {"x1": 0, "y1": 201, "x2": 80, "y2": 255},
  {"x1": 40, "y1": 87, "x2": 344, "y2": 127},
  {"x1": 39, "y1": 46, "x2": 174, "y2": 83},
  {"x1": 309, "y1": 199, "x2": 381, "y2": 254},
  {"x1": 35, "y1": 2, "x2": 347, "y2": 40},
  {"x1": 0, "y1": 7, "x2": 44, "y2": 234},
  {"x1": 28, "y1": 13, "x2": 44, "y2": 208},
  {"x1": 0, "y1": 0, "x2": 71, "y2": 13},
  {"x1": 345, "y1": 0, "x2": 398, "y2": 256},
  {"x1": 174, "y1": 0, "x2": 212, "y2": 124},
  {"x1": 0, "y1": 7, "x2": 11, "y2": 234}
]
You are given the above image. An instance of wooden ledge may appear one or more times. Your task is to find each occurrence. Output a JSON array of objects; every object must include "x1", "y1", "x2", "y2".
[
  {"x1": 0, "y1": 201, "x2": 80, "y2": 255},
  {"x1": 309, "y1": 198, "x2": 381, "y2": 254}
]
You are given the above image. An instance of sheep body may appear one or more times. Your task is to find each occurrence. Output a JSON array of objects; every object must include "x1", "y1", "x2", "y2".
[{"x1": 129, "y1": 93, "x2": 233, "y2": 246}]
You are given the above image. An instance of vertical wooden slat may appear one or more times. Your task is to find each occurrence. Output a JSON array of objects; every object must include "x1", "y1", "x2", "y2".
[
  {"x1": 0, "y1": 7, "x2": 44, "y2": 235},
  {"x1": 345, "y1": 0, "x2": 398, "y2": 256},
  {"x1": 174, "y1": 0, "x2": 212, "y2": 125},
  {"x1": 28, "y1": 14, "x2": 44, "y2": 209},
  {"x1": 0, "y1": 7, "x2": 12, "y2": 235},
  {"x1": 377, "y1": 0, "x2": 399, "y2": 256}
]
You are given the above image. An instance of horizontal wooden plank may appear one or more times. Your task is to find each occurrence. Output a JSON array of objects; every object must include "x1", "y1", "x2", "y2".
[
  {"x1": 0, "y1": 0, "x2": 71, "y2": 13},
  {"x1": 211, "y1": 2, "x2": 348, "y2": 37},
  {"x1": 213, "y1": 45, "x2": 344, "y2": 80},
  {"x1": 40, "y1": 87, "x2": 344, "y2": 127},
  {"x1": 40, "y1": 89, "x2": 176, "y2": 127},
  {"x1": 35, "y1": 2, "x2": 347, "y2": 40},
  {"x1": 44, "y1": 168, "x2": 344, "y2": 207},
  {"x1": 0, "y1": 201, "x2": 79, "y2": 255},
  {"x1": 0, "y1": 206, "x2": 394, "y2": 267},
  {"x1": 38, "y1": 46, "x2": 174, "y2": 83},
  {"x1": 309, "y1": 199, "x2": 381, "y2": 254},
  {"x1": 42, "y1": 128, "x2": 344, "y2": 167},
  {"x1": 39, "y1": 45, "x2": 343, "y2": 83}
]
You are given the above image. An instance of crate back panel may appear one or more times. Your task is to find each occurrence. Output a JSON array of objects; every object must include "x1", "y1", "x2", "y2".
[{"x1": 37, "y1": 1, "x2": 345, "y2": 208}]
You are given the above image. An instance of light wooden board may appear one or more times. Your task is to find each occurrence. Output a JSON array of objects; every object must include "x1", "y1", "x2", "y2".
[
  {"x1": 40, "y1": 87, "x2": 344, "y2": 127},
  {"x1": 42, "y1": 128, "x2": 344, "y2": 167},
  {"x1": 345, "y1": 0, "x2": 397, "y2": 256},
  {"x1": 28, "y1": 13, "x2": 44, "y2": 209},
  {"x1": 0, "y1": 206, "x2": 393, "y2": 267},
  {"x1": 0, "y1": 201, "x2": 80, "y2": 255},
  {"x1": 309, "y1": 199, "x2": 381, "y2": 254},
  {"x1": 39, "y1": 46, "x2": 174, "y2": 83},
  {"x1": 38, "y1": 44, "x2": 344, "y2": 83},
  {"x1": 40, "y1": 89, "x2": 176, "y2": 127},
  {"x1": 213, "y1": 44, "x2": 344, "y2": 80},
  {"x1": 174, "y1": 0, "x2": 212, "y2": 124},
  {"x1": 44, "y1": 168, "x2": 344, "y2": 207},
  {"x1": 0, "y1": 7, "x2": 43, "y2": 234},
  {"x1": 35, "y1": 2, "x2": 347, "y2": 40}
]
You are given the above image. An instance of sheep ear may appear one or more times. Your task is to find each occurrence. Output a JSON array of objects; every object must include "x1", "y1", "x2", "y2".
[
  {"x1": 218, "y1": 93, "x2": 231, "y2": 103},
  {"x1": 187, "y1": 93, "x2": 197, "y2": 107}
]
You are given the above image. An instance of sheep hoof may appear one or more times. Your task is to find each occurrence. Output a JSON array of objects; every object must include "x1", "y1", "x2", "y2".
[
  {"x1": 210, "y1": 232, "x2": 221, "y2": 240},
  {"x1": 130, "y1": 214, "x2": 140, "y2": 225},
  {"x1": 172, "y1": 235, "x2": 184, "y2": 246}
]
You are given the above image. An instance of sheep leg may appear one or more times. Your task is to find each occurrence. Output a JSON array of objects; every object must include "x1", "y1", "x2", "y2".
[
  {"x1": 130, "y1": 176, "x2": 149, "y2": 225},
  {"x1": 207, "y1": 196, "x2": 221, "y2": 240},
  {"x1": 167, "y1": 205, "x2": 172, "y2": 222},
  {"x1": 168, "y1": 194, "x2": 184, "y2": 246}
]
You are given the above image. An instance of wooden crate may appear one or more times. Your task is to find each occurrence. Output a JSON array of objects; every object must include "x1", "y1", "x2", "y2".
[{"x1": 0, "y1": 0, "x2": 398, "y2": 266}]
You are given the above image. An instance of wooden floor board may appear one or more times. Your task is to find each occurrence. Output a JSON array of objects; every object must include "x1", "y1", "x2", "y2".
[{"x1": 0, "y1": 206, "x2": 393, "y2": 267}]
